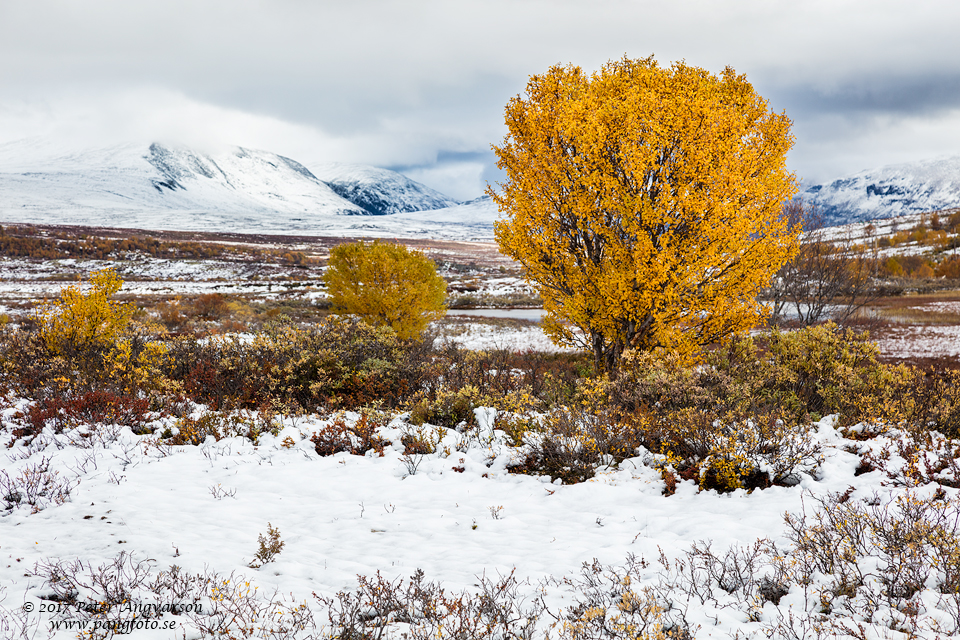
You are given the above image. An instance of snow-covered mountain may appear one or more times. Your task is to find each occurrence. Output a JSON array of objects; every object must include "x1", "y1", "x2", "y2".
[
  {"x1": 312, "y1": 163, "x2": 459, "y2": 215},
  {"x1": 0, "y1": 140, "x2": 499, "y2": 239},
  {"x1": 0, "y1": 140, "x2": 367, "y2": 220},
  {"x1": 801, "y1": 155, "x2": 960, "y2": 226}
]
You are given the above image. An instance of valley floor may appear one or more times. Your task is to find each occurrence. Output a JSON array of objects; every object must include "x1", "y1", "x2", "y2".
[{"x1": 1, "y1": 223, "x2": 960, "y2": 638}]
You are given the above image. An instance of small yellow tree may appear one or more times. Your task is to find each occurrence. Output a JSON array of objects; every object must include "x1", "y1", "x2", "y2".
[
  {"x1": 38, "y1": 268, "x2": 168, "y2": 392},
  {"x1": 323, "y1": 240, "x2": 447, "y2": 339},
  {"x1": 490, "y1": 57, "x2": 800, "y2": 373},
  {"x1": 39, "y1": 268, "x2": 134, "y2": 357}
]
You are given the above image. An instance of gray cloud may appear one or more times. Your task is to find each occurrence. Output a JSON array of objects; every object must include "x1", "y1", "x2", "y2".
[
  {"x1": 2, "y1": 0, "x2": 960, "y2": 198},
  {"x1": 766, "y1": 74, "x2": 960, "y2": 119}
]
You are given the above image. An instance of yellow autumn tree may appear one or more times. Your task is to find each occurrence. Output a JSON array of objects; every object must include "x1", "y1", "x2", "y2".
[
  {"x1": 39, "y1": 268, "x2": 134, "y2": 357},
  {"x1": 38, "y1": 268, "x2": 169, "y2": 392},
  {"x1": 490, "y1": 57, "x2": 800, "y2": 373},
  {"x1": 323, "y1": 240, "x2": 447, "y2": 339}
]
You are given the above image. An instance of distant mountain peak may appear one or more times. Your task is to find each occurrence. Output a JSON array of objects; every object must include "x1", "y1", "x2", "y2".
[
  {"x1": 801, "y1": 155, "x2": 960, "y2": 226},
  {"x1": 0, "y1": 139, "x2": 490, "y2": 239},
  {"x1": 311, "y1": 162, "x2": 460, "y2": 215},
  {"x1": 0, "y1": 140, "x2": 366, "y2": 218}
]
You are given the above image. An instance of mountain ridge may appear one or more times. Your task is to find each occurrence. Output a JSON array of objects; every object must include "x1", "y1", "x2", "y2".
[
  {"x1": 311, "y1": 162, "x2": 459, "y2": 215},
  {"x1": 0, "y1": 140, "x2": 497, "y2": 240},
  {"x1": 800, "y1": 155, "x2": 960, "y2": 226}
]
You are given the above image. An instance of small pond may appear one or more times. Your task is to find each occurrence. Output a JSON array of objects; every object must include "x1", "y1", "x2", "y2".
[{"x1": 447, "y1": 308, "x2": 546, "y2": 322}]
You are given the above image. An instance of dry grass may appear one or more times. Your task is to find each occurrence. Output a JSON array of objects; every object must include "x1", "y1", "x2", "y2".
[{"x1": 859, "y1": 290, "x2": 960, "y2": 325}]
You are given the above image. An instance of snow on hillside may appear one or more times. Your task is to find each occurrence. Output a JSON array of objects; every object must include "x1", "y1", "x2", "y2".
[
  {"x1": 802, "y1": 155, "x2": 960, "y2": 226},
  {"x1": 6, "y1": 137, "x2": 960, "y2": 241},
  {"x1": 0, "y1": 140, "x2": 501, "y2": 240},
  {"x1": 348, "y1": 196, "x2": 501, "y2": 239},
  {"x1": 0, "y1": 141, "x2": 366, "y2": 221},
  {"x1": 311, "y1": 162, "x2": 459, "y2": 215}
]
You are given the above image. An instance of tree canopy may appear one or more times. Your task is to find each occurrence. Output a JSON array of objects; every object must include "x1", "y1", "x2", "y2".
[
  {"x1": 323, "y1": 240, "x2": 447, "y2": 340},
  {"x1": 490, "y1": 56, "x2": 800, "y2": 373}
]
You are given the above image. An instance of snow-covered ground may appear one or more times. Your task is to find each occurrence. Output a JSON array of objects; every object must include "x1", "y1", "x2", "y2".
[
  {"x1": 2, "y1": 404, "x2": 950, "y2": 639},
  {"x1": 436, "y1": 320, "x2": 569, "y2": 352},
  {"x1": 0, "y1": 256, "x2": 327, "y2": 306},
  {"x1": 875, "y1": 324, "x2": 960, "y2": 359},
  {"x1": 0, "y1": 256, "x2": 266, "y2": 283}
]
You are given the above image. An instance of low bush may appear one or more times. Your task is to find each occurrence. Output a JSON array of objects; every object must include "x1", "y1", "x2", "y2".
[
  {"x1": 248, "y1": 523, "x2": 284, "y2": 569},
  {"x1": 15, "y1": 390, "x2": 153, "y2": 440},
  {"x1": 0, "y1": 269, "x2": 171, "y2": 397},
  {"x1": 611, "y1": 323, "x2": 960, "y2": 434},
  {"x1": 0, "y1": 458, "x2": 76, "y2": 512},
  {"x1": 192, "y1": 293, "x2": 229, "y2": 320},
  {"x1": 845, "y1": 429, "x2": 960, "y2": 489},
  {"x1": 783, "y1": 490, "x2": 960, "y2": 633},
  {"x1": 558, "y1": 556, "x2": 694, "y2": 640},
  {"x1": 508, "y1": 406, "x2": 646, "y2": 485},
  {"x1": 316, "y1": 568, "x2": 543, "y2": 640},
  {"x1": 167, "y1": 317, "x2": 416, "y2": 410},
  {"x1": 648, "y1": 411, "x2": 824, "y2": 493},
  {"x1": 165, "y1": 409, "x2": 275, "y2": 446},
  {"x1": 407, "y1": 385, "x2": 483, "y2": 428},
  {"x1": 33, "y1": 553, "x2": 314, "y2": 640},
  {"x1": 399, "y1": 423, "x2": 444, "y2": 455},
  {"x1": 310, "y1": 411, "x2": 391, "y2": 457}
]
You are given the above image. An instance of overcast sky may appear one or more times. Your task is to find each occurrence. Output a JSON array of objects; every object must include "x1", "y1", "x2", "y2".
[{"x1": 2, "y1": 0, "x2": 960, "y2": 200}]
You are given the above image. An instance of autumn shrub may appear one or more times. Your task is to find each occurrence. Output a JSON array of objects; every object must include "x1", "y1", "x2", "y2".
[
  {"x1": 398, "y1": 423, "x2": 446, "y2": 456},
  {"x1": 509, "y1": 405, "x2": 647, "y2": 485},
  {"x1": 406, "y1": 384, "x2": 539, "y2": 431},
  {"x1": 154, "y1": 298, "x2": 191, "y2": 332},
  {"x1": 1, "y1": 269, "x2": 171, "y2": 396},
  {"x1": 248, "y1": 523, "x2": 285, "y2": 569},
  {"x1": 408, "y1": 346, "x2": 582, "y2": 423},
  {"x1": 559, "y1": 557, "x2": 692, "y2": 640},
  {"x1": 611, "y1": 347, "x2": 753, "y2": 416},
  {"x1": 415, "y1": 344, "x2": 516, "y2": 398},
  {"x1": 33, "y1": 554, "x2": 315, "y2": 640},
  {"x1": 317, "y1": 569, "x2": 543, "y2": 640},
  {"x1": 17, "y1": 390, "x2": 153, "y2": 438},
  {"x1": 38, "y1": 268, "x2": 134, "y2": 356},
  {"x1": 167, "y1": 316, "x2": 416, "y2": 410},
  {"x1": 881, "y1": 431, "x2": 960, "y2": 488},
  {"x1": 937, "y1": 255, "x2": 960, "y2": 279},
  {"x1": 646, "y1": 410, "x2": 823, "y2": 493},
  {"x1": 783, "y1": 490, "x2": 960, "y2": 631},
  {"x1": 165, "y1": 410, "x2": 274, "y2": 446},
  {"x1": 103, "y1": 330, "x2": 173, "y2": 396},
  {"x1": 872, "y1": 367, "x2": 960, "y2": 437},
  {"x1": 324, "y1": 239, "x2": 446, "y2": 340},
  {"x1": 191, "y1": 293, "x2": 231, "y2": 321},
  {"x1": 883, "y1": 255, "x2": 905, "y2": 277},
  {"x1": 407, "y1": 385, "x2": 481, "y2": 428},
  {"x1": 761, "y1": 323, "x2": 893, "y2": 422},
  {"x1": 310, "y1": 411, "x2": 391, "y2": 457},
  {"x1": 611, "y1": 324, "x2": 914, "y2": 426},
  {"x1": 0, "y1": 325, "x2": 70, "y2": 395},
  {"x1": 1, "y1": 457, "x2": 76, "y2": 512}
]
